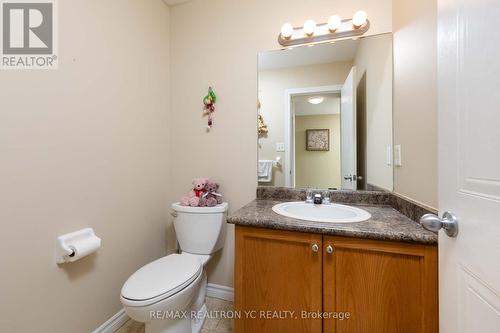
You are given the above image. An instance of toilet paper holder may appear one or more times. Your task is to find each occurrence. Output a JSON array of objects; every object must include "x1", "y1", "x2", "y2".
[{"x1": 55, "y1": 228, "x2": 101, "y2": 264}]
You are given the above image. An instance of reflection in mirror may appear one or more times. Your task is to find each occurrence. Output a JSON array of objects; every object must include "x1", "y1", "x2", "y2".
[{"x1": 257, "y1": 33, "x2": 393, "y2": 191}]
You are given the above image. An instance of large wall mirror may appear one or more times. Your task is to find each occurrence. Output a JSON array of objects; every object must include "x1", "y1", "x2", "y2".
[{"x1": 257, "y1": 33, "x2": 393, "y2": 191}]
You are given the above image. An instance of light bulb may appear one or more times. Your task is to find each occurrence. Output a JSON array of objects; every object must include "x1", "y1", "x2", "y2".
[
  {"x1": 303, "y1": 19, "x2": 316, "y2": 36},
  {"x1": 281, "y1": 23, "x2": 294, "y2": 39},
  {"x1": 327, "y1": 15, "x2": 341, "y2": 31},
  {"x1": 352, "y1": 10, "x2": 367, "y2": 28}
]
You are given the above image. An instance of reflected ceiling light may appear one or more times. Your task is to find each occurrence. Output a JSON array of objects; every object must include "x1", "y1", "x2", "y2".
[
  {"x1": 281, "y1": 23, "x2": 294, "y2": 39},
  {"x1": 303, "y1": 19, "x2": 316, "y2": 36},
  {"x1": 327, "y1": 15, "x2": 342, "y2": 31},
  {"x1": 352, "y1": 10, "x2": 368, "y2": 28},
  {"x1": 278, "y1": 11, "x2": 369, "y2": 47},
  {"x1": 308, "y1": 96, "x2": 324, "y2": 105}
]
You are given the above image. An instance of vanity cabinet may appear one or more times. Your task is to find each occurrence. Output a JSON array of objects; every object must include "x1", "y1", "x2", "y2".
[
  {"x1": 235, "y1": 226, "x2": 323, "y2": 333},
  {"x1": 235, "y1": 226, "x2": 438, "y2": 333}
]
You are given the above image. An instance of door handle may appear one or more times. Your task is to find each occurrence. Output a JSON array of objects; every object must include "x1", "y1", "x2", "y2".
[
  {"x1": 420, "y1": 211, "x2": 459, "y2": 237},
  {"x1": 344, "y1": 175, "x2": 362, "y2": 181}
]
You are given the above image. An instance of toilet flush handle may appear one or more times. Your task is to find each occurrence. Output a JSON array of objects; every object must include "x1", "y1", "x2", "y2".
[{"x1": 171, "y1": 212, "x2": 178, "y2": 218}]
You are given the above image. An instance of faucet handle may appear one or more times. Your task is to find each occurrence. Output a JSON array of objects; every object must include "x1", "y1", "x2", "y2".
[
  {"x1": 322, "y1": 191, "x2": 331, "y2": 204},
  {"x1": 305, "y1": 188, "x2": 314, "y2": 203}
]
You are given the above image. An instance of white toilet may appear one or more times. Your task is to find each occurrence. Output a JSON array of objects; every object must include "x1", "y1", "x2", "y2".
[{"x1": 120, "y1": 202, "x2": 228, "y2": 333}]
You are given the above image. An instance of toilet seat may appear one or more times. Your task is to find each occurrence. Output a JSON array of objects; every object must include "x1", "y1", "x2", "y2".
[{"x1": 121, "y1": 253, "x2": 202, "y2": 307}]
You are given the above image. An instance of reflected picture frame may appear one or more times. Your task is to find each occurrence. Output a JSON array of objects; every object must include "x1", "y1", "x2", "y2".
[{"x1": 306, "y1": 129, "x2": 330, "y2": 151}]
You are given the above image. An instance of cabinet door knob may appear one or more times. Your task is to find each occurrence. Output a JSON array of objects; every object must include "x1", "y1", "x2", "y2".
[
  {"x1": 311, "y1": 244, "x2": 319, "y2": 252},
  {"x1": 326, "y1": 245, "x2": 334, "y2": 254}
]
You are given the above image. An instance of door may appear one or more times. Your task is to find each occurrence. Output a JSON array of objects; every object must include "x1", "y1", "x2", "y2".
[
  {"x1": 291, "y1": 102, "x2": 296, "y2": 187},
  {"x1": 323, "y1": 236, "x2": 437, "y2": 333},
  {"x1": 285, "y1": 95, "x2": 297, "y2": 187},
  {"x1": 437, "y1": 0, "x2": 500, "y2": 331},
  {"x1": 235, "y1": 226, "x2": 322, "y2": 333},
  {"x1": 341, "y1": 67, "x2": 357, "y2": 190}
]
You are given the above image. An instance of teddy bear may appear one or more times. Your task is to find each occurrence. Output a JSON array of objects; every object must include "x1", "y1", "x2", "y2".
[
  {"x1": 199, "y1": 181, "x2": 223, "y2": 207},
  {"x1": 180, "y1": 177, "x2": 209, "y2": 206}
]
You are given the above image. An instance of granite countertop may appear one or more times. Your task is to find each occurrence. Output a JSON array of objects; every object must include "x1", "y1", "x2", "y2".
[{"x1": 227, "y1": 199, "x2": 438, "y2": 245}]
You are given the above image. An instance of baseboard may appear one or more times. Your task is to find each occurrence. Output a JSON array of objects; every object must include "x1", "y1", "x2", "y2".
[
  {"x1": 92, "y1": 285, "x2": 232, "y2": 332},
  {"x1": 92, "y1": 308, "x2": 129, "y2": 333},
  {"x1": 206, "y1": 283, "x2": 234, "y2": 302}
]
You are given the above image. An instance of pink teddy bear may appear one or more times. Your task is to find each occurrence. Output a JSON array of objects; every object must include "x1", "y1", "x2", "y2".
[
  {"x1": 180, "y1": 177, "x2": 208, "y2": 206},
  {"x1": 199, "y1": 181, "x2": 223, "y2": 207}
]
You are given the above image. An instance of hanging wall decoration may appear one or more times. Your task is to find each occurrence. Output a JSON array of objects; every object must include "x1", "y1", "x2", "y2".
[
  {"x1": 203, "y1": 87, "x2": 217, "y2": 130},
  {"x1": 306, "y1": 129, "x2": 330, "y2": 151},
  {"x1": 258, "y1": 114, "x2": 268, "y2": 136},
  {"x1": 257, "y1": 100, "x2": 268, "y2": 136}
]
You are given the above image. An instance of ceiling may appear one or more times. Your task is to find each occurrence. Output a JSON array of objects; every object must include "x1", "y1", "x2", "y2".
[
  {"x1": 259, "y1": 39, "x2": 360, "y2": 71},
  {"x1": 293, "y1": 93, "x2": 340, "y2": 116}
]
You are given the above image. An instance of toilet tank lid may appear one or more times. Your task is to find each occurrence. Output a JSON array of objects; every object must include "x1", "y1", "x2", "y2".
[
  {"x1": 121, "y1": 254, "x2": 201, "y2": 302},
  {"x1": 172, "y1": 202, "x2": 228, "y2": 213}
]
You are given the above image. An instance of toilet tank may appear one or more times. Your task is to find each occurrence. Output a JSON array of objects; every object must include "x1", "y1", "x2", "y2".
[{"x1": 171, "y1": 202, "x2": 228, "y2": 255}]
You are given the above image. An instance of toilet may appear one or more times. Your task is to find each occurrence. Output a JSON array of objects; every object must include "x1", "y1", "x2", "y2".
[{"x1": 120, "y1": 202, "x2": 228, "y2": 333}]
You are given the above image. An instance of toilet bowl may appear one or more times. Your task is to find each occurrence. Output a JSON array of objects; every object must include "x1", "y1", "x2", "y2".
[{"x1": 121, "y1": 202, "x2": 228, "y2": 333}]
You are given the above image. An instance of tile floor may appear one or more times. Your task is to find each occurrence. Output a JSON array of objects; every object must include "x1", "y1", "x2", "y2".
[{"x1": 116, "y1": 297, "x2": 234, "y2": 333}]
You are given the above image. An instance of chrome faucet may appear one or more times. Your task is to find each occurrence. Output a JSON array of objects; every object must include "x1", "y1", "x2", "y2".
[
  {"x1": 313, "y1": 193, "x2": 322, "y2": 204},
  {"x1": 306, "y1": 189, "x2": 331, "y2": 205}
]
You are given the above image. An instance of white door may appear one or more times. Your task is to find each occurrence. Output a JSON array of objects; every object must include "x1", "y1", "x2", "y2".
[
  {"x1": 291, "y1": 103, "x2": 296, "y2": 187},
  {"x1": 434, "y1": 0, "x2": 500, "y2": 331},
  {"x1": 340, "y1": 67, "x2": 357, "y2": 190}
]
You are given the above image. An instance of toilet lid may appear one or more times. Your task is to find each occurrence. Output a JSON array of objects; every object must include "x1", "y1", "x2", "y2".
[{"x1": 121, "y1": 254, "x2": 202, "y2": 302}]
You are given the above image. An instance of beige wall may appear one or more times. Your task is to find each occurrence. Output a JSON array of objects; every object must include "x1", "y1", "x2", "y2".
[
  {"x1": 353, "y1": 33, "x2": 393, "y2": 191},
  {"x1": 393, "y1": 0, "x2": 438, "y2": 209},
  {"x1": 258, "y1": 62, "x2": 352, "y2": 186},
  {"x1": 0, "y1": 1, "x2": 171, "y2": 332},
  {"x1": 295, "y1": 115, "x2": 341, "y2": 188},
  {"x1": 170, "y1": 0, "x2": 393, "y2": 288}
]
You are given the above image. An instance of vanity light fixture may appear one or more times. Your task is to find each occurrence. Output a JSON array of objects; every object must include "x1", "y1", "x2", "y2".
[
  {"x1": 278, "y1": 10, "x2": 370, "y2": 47},
  {"x1": 308, "y1": 96, "x2": 325, "y2": 105}
]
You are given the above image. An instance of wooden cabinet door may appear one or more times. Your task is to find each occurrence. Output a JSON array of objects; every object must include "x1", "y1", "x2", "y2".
[
  {"x1": 323, "y1": 236, "x2": 438, "y2": 333},
  {"x1": 235, "y1": 226, "x2": 322, "y2": 333}
]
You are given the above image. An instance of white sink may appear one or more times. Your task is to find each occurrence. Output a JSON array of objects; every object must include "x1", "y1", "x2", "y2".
[{"x1": 272, "y1": 201, "x2": 371, "y2": 223}]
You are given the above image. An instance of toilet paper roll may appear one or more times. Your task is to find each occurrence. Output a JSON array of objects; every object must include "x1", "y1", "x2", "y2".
[{"x1": 66, "y1": 235, "x2": 101, "y2": 262}]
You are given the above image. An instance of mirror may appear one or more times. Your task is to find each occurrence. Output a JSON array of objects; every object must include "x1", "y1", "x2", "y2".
[{"x1": 257, "y1": 33, "x2": 393, "y2": 191}]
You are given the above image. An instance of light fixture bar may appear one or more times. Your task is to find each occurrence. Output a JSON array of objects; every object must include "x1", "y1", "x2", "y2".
[{"x1": 278, "y1": 17, "x2": 370, "y2": 47}]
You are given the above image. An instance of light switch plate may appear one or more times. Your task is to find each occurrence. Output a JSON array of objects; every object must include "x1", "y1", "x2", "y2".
[
  {"x1": 276, "y1": 142, "x2": 285, "y2": 152},
  {"x1": 394, "y1": 145, "x2": 402, "y2": 167}
]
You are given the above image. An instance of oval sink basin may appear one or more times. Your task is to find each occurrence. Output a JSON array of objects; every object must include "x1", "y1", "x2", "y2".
[{"x1": 272, "y1": 201, "x2": 371, "y2": 223}]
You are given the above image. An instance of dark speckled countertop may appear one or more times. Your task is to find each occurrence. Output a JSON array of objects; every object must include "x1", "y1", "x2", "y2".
[{"x1": 227, "y1": 199, "x2": 438, "y2": 245}]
